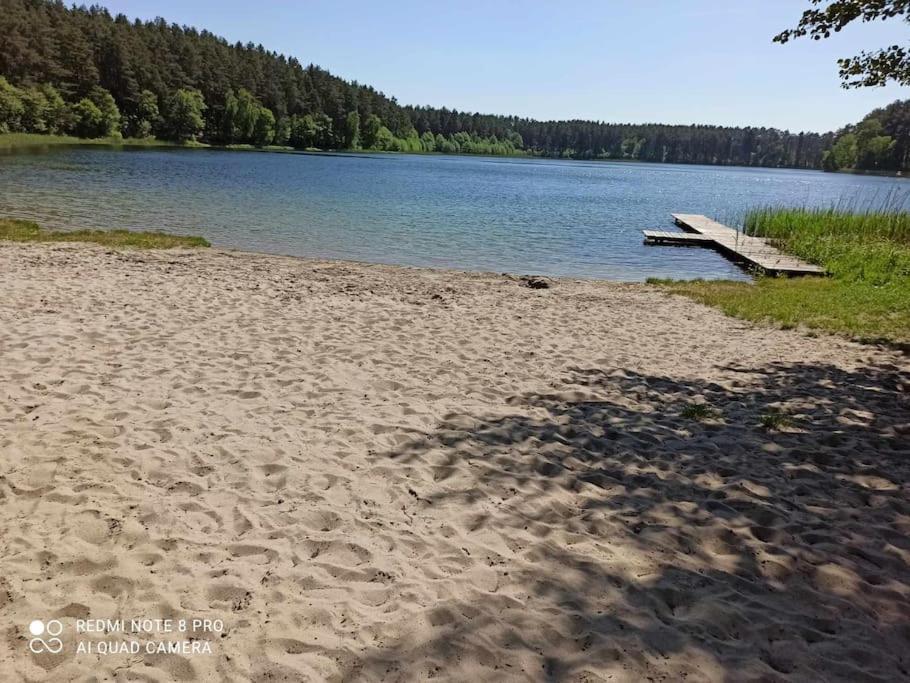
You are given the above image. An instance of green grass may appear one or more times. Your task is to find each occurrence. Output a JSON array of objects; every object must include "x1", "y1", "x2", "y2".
[
  {"x1": 649, "y1": 207, "x2": 910, "y2": 346},
  {"x1": 759, "y1": 409, "x2": 793, "y2": 431},
  {"x1": 0, "y1": 133, "x2": 301, "y2": 152},
  {"x1": 743, "y1": 206, "x2": 910, "y2": 285},
  {"x1": 0, "y1": 218, "x2": 210, "y2": 249},
  {"x1": 681, "y1": 403, "x2": 718, "y2": 421},
  {"x1": 223, "y1": 143, "x2": 294, "y2": 151},
  {"x1": 0, "y1": 132, "x2": 184, "y2": 149}
]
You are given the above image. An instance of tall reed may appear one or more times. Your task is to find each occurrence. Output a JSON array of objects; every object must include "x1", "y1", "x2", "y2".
[{"x1": 743, "y1": 204, "x2": 910, "y2": 285}]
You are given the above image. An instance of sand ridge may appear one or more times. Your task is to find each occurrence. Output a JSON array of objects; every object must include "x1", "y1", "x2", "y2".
[{"x1": 0, "y1": 242, "x2": 908, "y2": 681}]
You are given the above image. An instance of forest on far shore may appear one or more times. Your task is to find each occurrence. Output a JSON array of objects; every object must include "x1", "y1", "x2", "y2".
[{"x1": 1, "y1": 0, "x2": 908, "y2": 172}]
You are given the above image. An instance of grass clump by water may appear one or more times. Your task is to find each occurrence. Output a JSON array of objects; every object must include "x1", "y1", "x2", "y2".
[
  {"x1": 0, "y1": 132, "x2": 182, "y2": 149},
  {"x1": 0, "y1": 218, "x2": 210, "y2": 249},
  {"x1": 649, "y1": 207, "x2": 910, "y2": 346},
  {"x1": 223, "y1": 143, "x2": 294, "y2": 152}
]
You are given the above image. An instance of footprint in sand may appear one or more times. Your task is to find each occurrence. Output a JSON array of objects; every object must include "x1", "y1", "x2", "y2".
[
  {"x1": 207, "y1": 584, "x2": 253, "y2": 611},
  {"x1": 91, "y1": 574, "x2": 133, "y2": 598}
]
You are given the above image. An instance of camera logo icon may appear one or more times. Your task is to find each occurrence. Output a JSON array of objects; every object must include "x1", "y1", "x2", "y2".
[{"x1": 28, "y1": 620, "x2": 64, "y2": 654}]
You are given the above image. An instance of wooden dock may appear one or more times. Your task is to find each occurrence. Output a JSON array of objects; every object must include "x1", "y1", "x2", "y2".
[
  {"x1": 642, "y1": 214, "x2": 825, "y2": 276},
  {"x1": 641, "y1": 230, "x2": 714, "y2": 246}
]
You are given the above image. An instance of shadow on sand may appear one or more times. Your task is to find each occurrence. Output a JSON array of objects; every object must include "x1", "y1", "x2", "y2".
[{"x1": 348, "y1": 361, "x2": 908, "y2": 681}]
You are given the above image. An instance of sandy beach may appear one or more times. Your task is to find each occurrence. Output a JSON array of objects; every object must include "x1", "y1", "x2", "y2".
[{"x1": 0, "y1": 242, "x2": 908, "y2": 682}]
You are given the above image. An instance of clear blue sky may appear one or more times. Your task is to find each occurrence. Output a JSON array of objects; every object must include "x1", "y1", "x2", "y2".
[{"x1": 102, "y1": 0, "x2": 908, "y2": 132}]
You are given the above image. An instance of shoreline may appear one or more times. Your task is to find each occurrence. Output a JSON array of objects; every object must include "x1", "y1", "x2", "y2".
[
  {"x1": 2, "y1": 223, "x2": 906, "y2": 349},
  {"x1": 7, "y1": 131, "x2": 904, "y2": 175},
  {"x1": 211, "y1": 245, "x2": 659, "y2": 287},
  {"x1": 1, "y1": 240, "x2": 907, "y2": 680},
  {"x1": 0, "y1": 215, "x2": 744, "y2": 285},
  {"x1": 4, "y1": 238, "x2": 907, "y2": 350}
]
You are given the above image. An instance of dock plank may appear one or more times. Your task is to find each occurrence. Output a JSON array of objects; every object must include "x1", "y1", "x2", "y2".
[{"x1": 642, "y1": 230, "x2": 715, "y2": 245}]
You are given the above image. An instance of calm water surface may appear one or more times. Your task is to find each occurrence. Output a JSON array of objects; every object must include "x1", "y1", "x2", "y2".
[{"x1": 2, "y1": 147, "x2": 908, "y2": 281}]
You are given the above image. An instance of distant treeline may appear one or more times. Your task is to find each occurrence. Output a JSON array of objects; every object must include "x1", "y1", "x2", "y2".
[
  {"x1": 0, "y1": 0, "x2": 905, "y2": 171},
  {"x1": 405, "y1": 106, "x2": 833, "y2": 167}
]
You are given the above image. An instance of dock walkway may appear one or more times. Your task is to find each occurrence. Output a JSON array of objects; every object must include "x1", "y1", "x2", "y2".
[{"x1": 643, "y1": 214, "x2": 825, "y2": 276}]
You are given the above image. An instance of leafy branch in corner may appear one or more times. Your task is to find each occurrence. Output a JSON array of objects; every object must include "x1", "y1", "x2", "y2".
[{"x1": 774, "y1": 0, "x2": 910, "y2": 87}]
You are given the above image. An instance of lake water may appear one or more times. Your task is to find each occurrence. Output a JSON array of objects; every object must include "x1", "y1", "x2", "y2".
[{"x1": 1, "y1": 147, "x2": 908, "y2": 281}]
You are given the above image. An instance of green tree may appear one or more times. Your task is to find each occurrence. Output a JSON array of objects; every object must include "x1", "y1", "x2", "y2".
[
  {"x1": 87, "y1": 87, "x2": 121, "y2": 137},
  {"x1": 362, "y1": 113, "x2": 383, "y2": 149},
  {"x1": 831, "y1": 133, "x2": 859, "y2": 169},
  {"x1": 420, "y1": 131, "x2": 436, "y2": 152},
  {"x1": 234, "y1": 89, "x2": 259, "y2": 142},
  {"x1": 221, "y1": 89, "x2": 239, "y2": 143},
  {"x1": 401, "y1": 129, "x2": 422, "y2": 152},
  {"x1": 41, "y1": 84, "x2": 69, "y2": 134},
  {"x1": 20, "y1": 86, "x2": 49, "y2": 132},
  {"x1": 0, "y1": 76, "x2": 24, "y2": 133},
  {"x1": 863, "y1": 134, "x2": 895, "y2": 168},
  {"x1": 252, "y1": 105, "x2": 275, "y2": 145},
  {"x1": 71, "y1": 98, "x2": 105, "y2": 137},
  {"x1": 821, "y1": 149, "x2": 840, "y2": 171},
  {"x1": 289, "y1": 114, "x2": 317, "y2": 148},
  {"x1": 374, "y1": 125, "x2": 395, "y2": 150},
  {"x1": 124, "y1": 90, "x2": 159, "y2": 138},
  {"x1": 314, "y1": 113, "x2": 333, "y2": 148},
  {"x1": 344, "y1": 111, "x2": 361, "y2": 149},
  {"x1": 775, "y1": 1, "x2": 910, "y2": 87},
  {"x1": 854, "y1": 119, "x2": 895, "y2": 168},
  {"x1": 274, "y1": 116, "x2": 291, "y2": 146},
  {"x1": 453, "y1": 131, "x2": 471, "y2": 152},
  {"x1": 165, "y1": 88, "x2": 206, "y2": 141}
]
